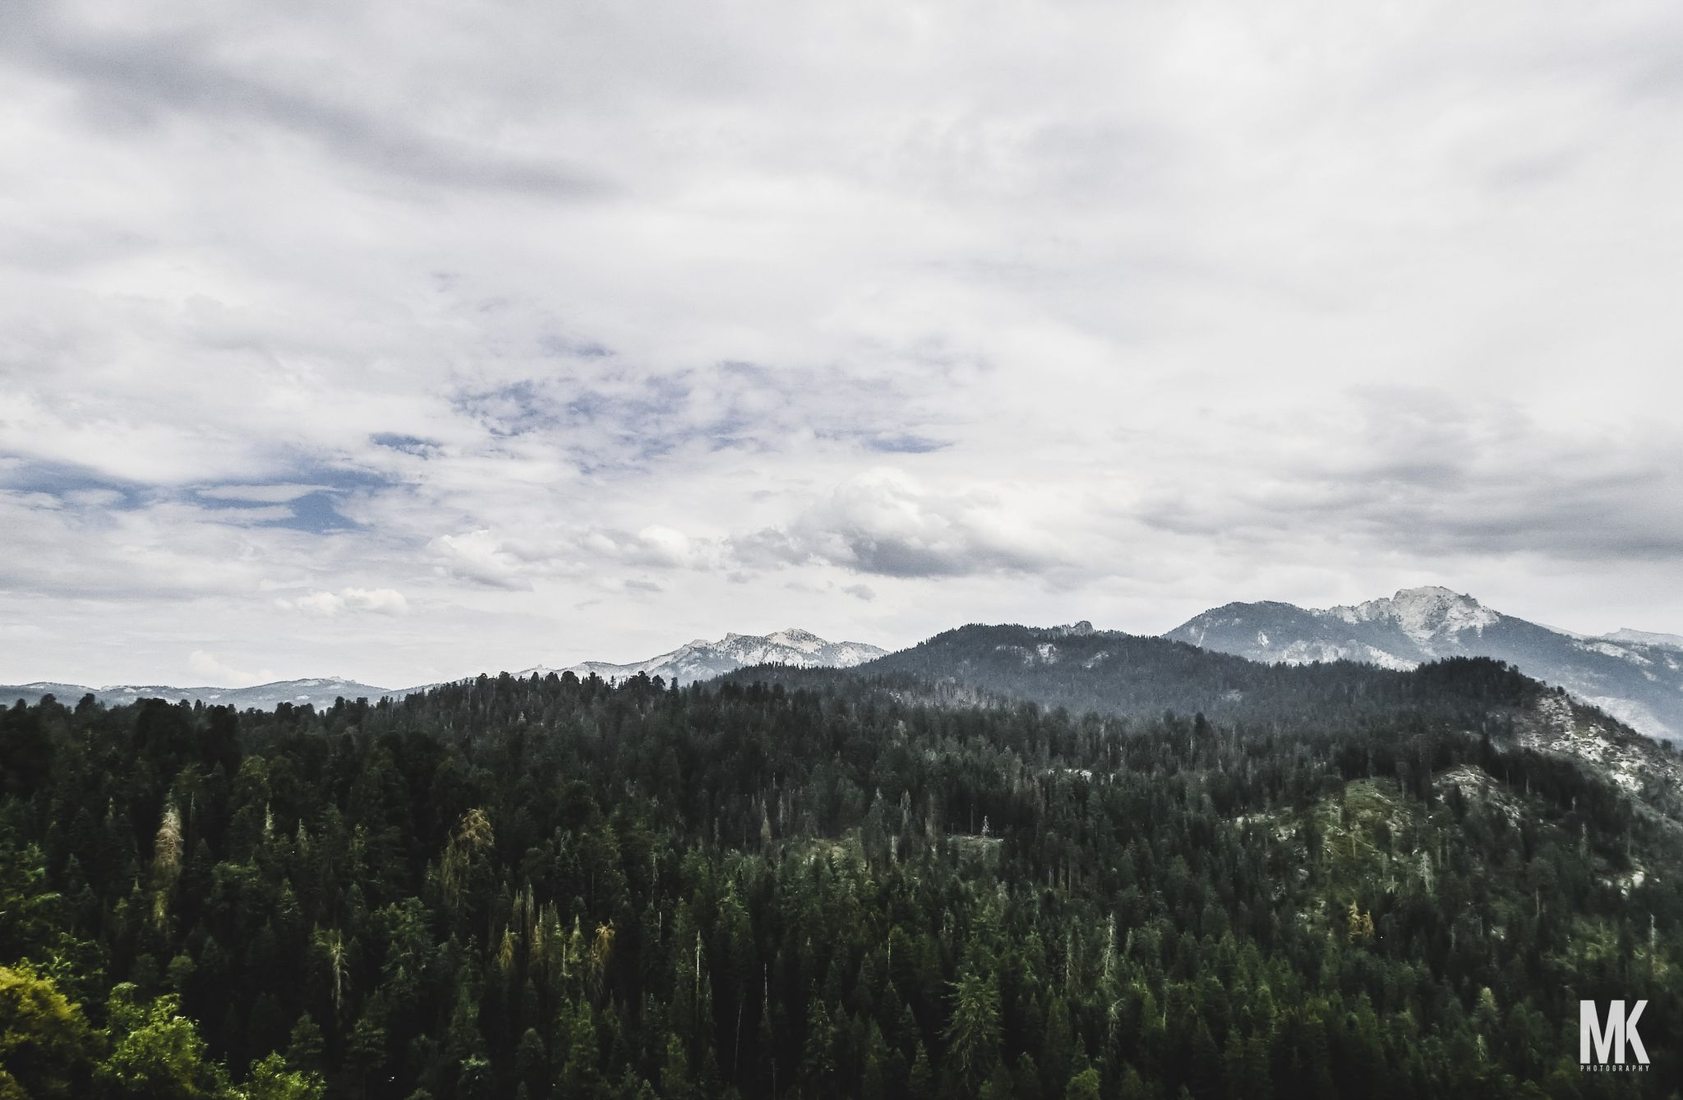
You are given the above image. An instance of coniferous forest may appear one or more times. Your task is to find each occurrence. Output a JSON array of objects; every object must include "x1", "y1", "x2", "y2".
[{"x1": 2, "y1": 648, "x2": 1681, "y2": 1098}]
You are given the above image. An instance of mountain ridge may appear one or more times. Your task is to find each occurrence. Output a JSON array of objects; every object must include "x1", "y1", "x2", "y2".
[
  {"x1": 529, "y1": 626, "x2": 885, "y2": 686},
  {"x1": 0, "y1": 676, "x2": 408, "y2": 712},
  {"x1": 1, "y1": 628, "x2": 885, "y2": 709},
  {"x1": 1165, "y1": 586, "x2": 1683, "y2": 741},
  {"x1": 723, "y1": 619, "x2": 1683, "y2": 832}
]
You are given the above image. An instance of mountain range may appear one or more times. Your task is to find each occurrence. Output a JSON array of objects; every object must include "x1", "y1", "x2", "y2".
[
  {"x1": 12, "y1": 602, "x2": 1682, "y2": 1098},
  {"x1": 727, "y1": 619, "x2": 1683, "y2": 831},
  {"x1": 515, "y1": 627, "x2": 886, "y2": 686},
  {"x1": 1165, "y1": 585, "x2": 1683, "y2": 741},
  {"x1": 0, "y1": 676, "x2": 402, "y2": 712},
  {"x1": 0, "y1": 628, "x2": 885, "y2": 710},
  {"x1": 6, "y1": 593, "x2": 1679, "y2": 743}
]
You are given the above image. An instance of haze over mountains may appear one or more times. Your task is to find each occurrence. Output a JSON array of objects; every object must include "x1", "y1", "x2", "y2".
[
  {"x1": 5, "y1": 592, "x2": 1679, "y2": 743},
  {"x1": 516, "y1": 627, "x2": 886, "y2": 687},
  {"x1": 0, "y1": 629, "x2": 886, "y2": 709},
  {"x1": 740, "y1": 619, "x2": 1683, "y2": 816},
  {"x1": 1166, "y1": 586, "x2": 1683, "y2": 741},
  {"x1": 0, "y1": 676, "x2": 401, "y2": 713}
]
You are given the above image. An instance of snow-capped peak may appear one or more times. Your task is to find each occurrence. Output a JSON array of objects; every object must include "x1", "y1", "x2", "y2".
[
  {"x1": 1164, "y1": 587, "x2": 1683, "y2": 742},
  {"x1": 765, "y1": 627, "x2": 826, "y2": 652},
  {"x1": 538, "y1": 629, "x2": 887, "y2": 687},
  {"x1": 1337, "y1": 586, "x2": 1499, "y2": 645}
]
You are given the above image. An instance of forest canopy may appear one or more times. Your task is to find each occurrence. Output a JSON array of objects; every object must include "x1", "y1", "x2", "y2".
[{"x1": 1, "y1": 655, "x2": 1679, "y2": 1097}]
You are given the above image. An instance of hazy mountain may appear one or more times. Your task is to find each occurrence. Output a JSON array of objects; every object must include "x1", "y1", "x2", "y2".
[
  {"x1": 729, "y1": 620, "x2": 1683, "y2": 828},
  {"x1": 833, "y1": 619, "x2": 1532, "y2": 730},
  {"x1": 0, "y1": 676, "x2": 407, "y2": 711},
  {"x1": 1600, "y1": 627, "x2": 1683, "y2": 651},
  {"x1": 516, "y1": 627, "x2": 886, "y2": 686},
  {"x1": 0, "y1": 629, "x2": 882, "y2": 711},
  {"x1": 1165, "y1": 586, "x2": 1683, "y2": 741}
]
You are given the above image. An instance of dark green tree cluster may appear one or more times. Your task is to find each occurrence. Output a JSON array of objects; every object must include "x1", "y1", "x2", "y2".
[{"x1": 1, "y1": 656, "x2": 1679, "y2": 1097}]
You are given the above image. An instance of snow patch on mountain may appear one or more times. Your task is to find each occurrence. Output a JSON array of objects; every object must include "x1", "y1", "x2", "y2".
[
  {"x1": 1165, "y1": 587, "x2": 1683, "y2": 742},
  {"x1": 1275, "y1": 640, "x2": 1416, "y2": 671},
  {"x1": 1581, "y1": 641, "x2": 1652, "y2": 666},
  {"x1": 527, "y1": 628, "x2": 886, "y2": 686},
  {"x1": 1333, "y1": 586, "x2": 1500, "y2": 647},
  {"x1": 1, "y1": 677, "x2": 409, "y2": 711},
  {"x1": 1520, "y1": 694, "x2": 1650, "y2": 795},
  {"x1": 1601, "y1": 628, "x2": 1683, "y2": 652}
]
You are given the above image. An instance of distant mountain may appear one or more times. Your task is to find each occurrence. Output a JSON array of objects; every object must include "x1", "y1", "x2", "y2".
[
  {"x1": 0, "y1": 629, "x2": 883, "y2": 711},
  {"x1": 0, "y1": 676, "x2": 407, "y2": 711},
  {"x1": 837, "y1": 620, "x2": 1507, "y2": 727},
  {"x1": 725, "y1": 621, "x2": 1683, "y2": 828},
  {"x1": 1165, "y1": 586, "x2": 1683, "y2": 741},
  {"x1": 519, "y1": 627, "x2": 886, "y2": 686},
  {"x1": 1600, "y1": 627, "x2": 1683, "y2": 651}
]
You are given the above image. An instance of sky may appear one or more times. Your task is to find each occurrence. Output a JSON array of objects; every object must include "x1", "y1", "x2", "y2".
[{"x1": 2, "y1": 0, "x2": 1681, "y2": 688}]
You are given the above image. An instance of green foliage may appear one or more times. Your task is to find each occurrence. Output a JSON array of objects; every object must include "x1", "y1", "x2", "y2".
[
  {"x1": 945, "y1": 965, "x2": 1002, "y2": 1089},
  {"x1": 98, "y1": 983, "x2": 227, "y2": 1099},
  {"x1": 1, "y1": 661, "x2": 1680, "y2": 1097},
  {"x1": 237, "y1": 1053, "x2": 324, "y2": 1100},
  {"x1": 1064, "y1": 1067, "x2": 1102, "y2": 1100},
  {"x1": 0, "y1": 841, "x2": 61, "y2": 958},
  {"x1": 0, "y1": 963, "x2": 97, "y2": 1098}
]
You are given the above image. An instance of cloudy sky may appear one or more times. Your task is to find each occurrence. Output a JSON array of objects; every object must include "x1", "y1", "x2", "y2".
[{"x1": 3, "y1": 0, "x2": 1681, "y2": 688}]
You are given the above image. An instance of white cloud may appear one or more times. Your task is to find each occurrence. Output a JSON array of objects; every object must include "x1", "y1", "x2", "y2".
[
  {"x1": 581, "y1": 525, "x2": 718, "y2": 570},
  {"x1": 738, "y1": 468, "x2": 1075, "y2": 578},
  {"x1": 1, "y1": 0, "x2": 1680, "y2": 685},
  {"x1": 188, "y1": 649, "x2": 273, "y2": 687},
  {"x1": 197, "y1": 483, "x2": 332, "y2": 503},
  {"x1": 431, "y1": 530, "x2": 535, "y2": 590},
  {"x1": 279, "y1": 587, "x2": 409, "y2": 617}
]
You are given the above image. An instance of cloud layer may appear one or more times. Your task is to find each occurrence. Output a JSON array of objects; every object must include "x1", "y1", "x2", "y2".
[{"x1": 2, "y1": 0, "x2": 1680, "y2": 685}]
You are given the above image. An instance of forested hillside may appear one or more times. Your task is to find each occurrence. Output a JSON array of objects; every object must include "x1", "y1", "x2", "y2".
[
  {"x1": 743, "y1": 623, "x2": 1540, "y2": 728},
  {"x1": 1163, "y1": 587, "x2": 1683, "y2": 743},
  {"x1": 2, "y1": 661, "x2": 1680, "y2": 1098}
]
